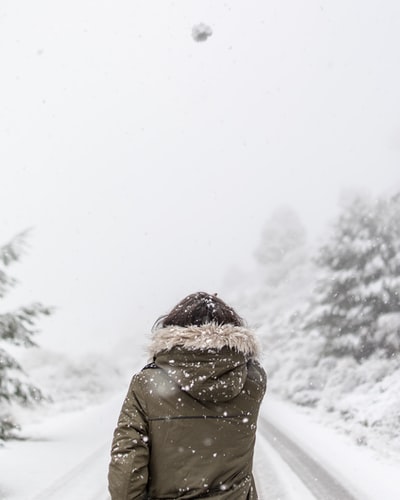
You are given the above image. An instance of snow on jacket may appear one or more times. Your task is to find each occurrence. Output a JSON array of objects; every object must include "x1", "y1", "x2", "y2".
[{"x1": 108, "y1": 323, "x2": 267, "y2": 499}]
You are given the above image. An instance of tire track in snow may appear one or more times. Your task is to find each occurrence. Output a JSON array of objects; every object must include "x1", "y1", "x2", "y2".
[
  {"x1": 254, "y1": 433, "x2": 316, "y2": 500},
  {"x1": 258, "y1": 416, "x2": 358, "y2": 500}
]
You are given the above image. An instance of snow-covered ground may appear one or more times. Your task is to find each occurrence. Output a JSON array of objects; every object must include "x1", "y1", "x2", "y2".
[
  {"x1": 267, "y1": 348, "x2": 400, "y2": 458},
  {"x1": 0, "y1": 347, "x2": 137, "y2": 499},
  {"x1": 1, "y1": 384, "x2": 399, "y2": 499},
  {"x1": 1, "y1": 345, "x2": 399, "y2": 499},
  {"x1": 0, "y1": 393, "x2": 121, "y2": 499},
  {"x1": 263, "y1": 397, "x2": 400, "y2": 500}
]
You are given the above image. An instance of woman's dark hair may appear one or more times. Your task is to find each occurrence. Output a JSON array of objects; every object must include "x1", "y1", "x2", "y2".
[{"x1": 154, "y1": 292, "x2": 244, "y2": 330}]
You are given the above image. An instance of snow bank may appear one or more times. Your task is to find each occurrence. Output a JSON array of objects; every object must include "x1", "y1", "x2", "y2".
[
  {"x1": 0, "y1": 393, "x2": 124, "y2": 500},
  {"x1": 0, "y1": 345, "x2": 139, "y2": 447},
  {"x1": 269, "y1": 351, "x2": 400, "y2": 457},
  {"x1": 264, "y1": 396, "x2": 400, "y2": 500},
  {"x1": 0, "y1": 347, "x2": 141, "y2": 499}
]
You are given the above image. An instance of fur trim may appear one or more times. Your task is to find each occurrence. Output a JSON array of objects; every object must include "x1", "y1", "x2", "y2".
[{"x1": 149, "y1": 322, "x2": 260, "y2": 359}]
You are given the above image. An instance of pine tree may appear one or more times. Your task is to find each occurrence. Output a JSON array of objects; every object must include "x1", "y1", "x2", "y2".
[
  {"x1": 305, "y1": 193, "x2": 400, "y2": 360},
  {"x1": 254, "y1": 206, "x2": 307, "y2": 287},
  {"x1": 249, "y1": 206, "x2": 313, "y2": 323},
  {"x1": 0, "y1": 231, "x2": 52, "y2": 440}
]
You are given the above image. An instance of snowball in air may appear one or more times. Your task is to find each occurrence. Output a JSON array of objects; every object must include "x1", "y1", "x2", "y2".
[{"x1": 192, "y1": 23, "x2": 213, "y2": 42}]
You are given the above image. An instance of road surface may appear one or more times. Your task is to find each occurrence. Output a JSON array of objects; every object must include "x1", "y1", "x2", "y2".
[{"x1": 255, "y1": 416, "x2": 358, "y2": 500}]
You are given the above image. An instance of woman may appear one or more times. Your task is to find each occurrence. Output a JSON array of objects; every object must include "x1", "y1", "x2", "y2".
[{"x1": 108, "y1": 292, "x2": 267, "y2": 499}]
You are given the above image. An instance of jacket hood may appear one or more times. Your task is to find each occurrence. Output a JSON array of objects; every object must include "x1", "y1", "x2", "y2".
[
  {"x1": 149, "y1": 322, "x2": 259, "y2": 358},
  {"x1": 149, "y1": 323, "x2": 260, "y2": 403}
]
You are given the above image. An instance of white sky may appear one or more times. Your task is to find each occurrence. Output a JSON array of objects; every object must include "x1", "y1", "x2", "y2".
[{"x1": 1, "y1": 1, "x2": 399, "y2": 355}]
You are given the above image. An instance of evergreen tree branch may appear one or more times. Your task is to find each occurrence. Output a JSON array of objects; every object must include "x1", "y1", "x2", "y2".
[
  {"x1": 0, "y1": 303, "x2": 53, "y2": 346},
  {"x1": 0, "y1": 229, "x2": 31, "y2": 267}
]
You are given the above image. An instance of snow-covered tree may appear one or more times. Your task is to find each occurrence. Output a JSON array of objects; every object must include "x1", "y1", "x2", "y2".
[
  {"x1": 0, "y1": 231, "x2": 52, "y2": 440},
  {"x1": 305, "y1": 193, "x2": 400, "y2": 360},
  {"x1": 243, "y1": 206, "x2": 313, "y2": 324},
  {"x1": 254, "y1": 206, "x2": 307, "y2": 287}
]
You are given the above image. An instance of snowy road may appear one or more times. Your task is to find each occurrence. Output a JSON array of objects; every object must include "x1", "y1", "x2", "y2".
[
  {"x1": 32, "y1": 421, "x2": 332, "y2": 500},
  {"x1": 30, "y1": 406, "x2": 358, "y2": 500},
  {"x1": 256, "y1": 416, "x2": 357, "y2": 500},
  {"x1": 3, "y1": 394, "x2": 397, "y2": 499}
]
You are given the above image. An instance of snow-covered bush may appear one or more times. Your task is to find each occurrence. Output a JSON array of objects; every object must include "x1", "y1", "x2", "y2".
[
  {"x1": 375, "y1": 313, "x2": 400, "y2": 355},
  {"x1": 316, "y1": 355, "x2": 400, "y2": 451}
]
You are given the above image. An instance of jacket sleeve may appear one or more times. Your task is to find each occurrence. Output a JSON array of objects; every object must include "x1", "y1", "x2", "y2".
[
  {"x1": 108, "y1": 374, "x2": 149, "y2": 500},
  {"x1": 248, "y1": 359, "x2": 267, "y2": 402}
]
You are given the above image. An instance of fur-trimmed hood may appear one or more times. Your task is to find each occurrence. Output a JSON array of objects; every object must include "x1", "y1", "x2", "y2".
[
  {"x1": 149, "y1": 323, "x2": 261, "y2": 403},
  {"x1": 149, "y1": 322, "x2": 260, "y2": 359}
]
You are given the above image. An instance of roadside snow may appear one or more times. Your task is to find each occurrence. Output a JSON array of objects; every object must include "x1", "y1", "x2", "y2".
[
  {"x1": 0, "y1": 347, "x2": 138, "y2": 500},
  {"x1": 263, "y1": 396, "x2": 400, "y2": 500},
  {"x1": 269, "y1": 353, "x2": 400, "y2": 458},
  {"x1": 0, "y1": 393, "x2": 124, "y2": 500}
]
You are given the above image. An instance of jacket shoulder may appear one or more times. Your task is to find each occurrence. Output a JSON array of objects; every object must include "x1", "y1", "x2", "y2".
[
  {"x1": 130, "y1": 362, "x2": 164, "y2": 391},
  {"x1": 142, "y1": 361, "x2": 159, "y2": 370}
]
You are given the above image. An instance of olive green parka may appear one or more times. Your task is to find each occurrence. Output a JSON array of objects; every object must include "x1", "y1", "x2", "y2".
[{"x1": 108, "y1": 323, "x2": 267, "y2": 499}]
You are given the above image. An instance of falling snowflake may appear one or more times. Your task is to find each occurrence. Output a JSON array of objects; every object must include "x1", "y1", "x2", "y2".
[{"x1": 192, "y1": 23, "x2": 213, "y2": 42}]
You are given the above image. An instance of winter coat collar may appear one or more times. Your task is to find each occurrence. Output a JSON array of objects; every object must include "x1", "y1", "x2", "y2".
[{"x1": 149, "y1": 322, "x2": 260, "y2": 359}]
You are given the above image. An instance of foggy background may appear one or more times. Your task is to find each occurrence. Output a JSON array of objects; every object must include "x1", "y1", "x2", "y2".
[{"x1": 1, "y1": 0, "x2": 399, "y2": 357}]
